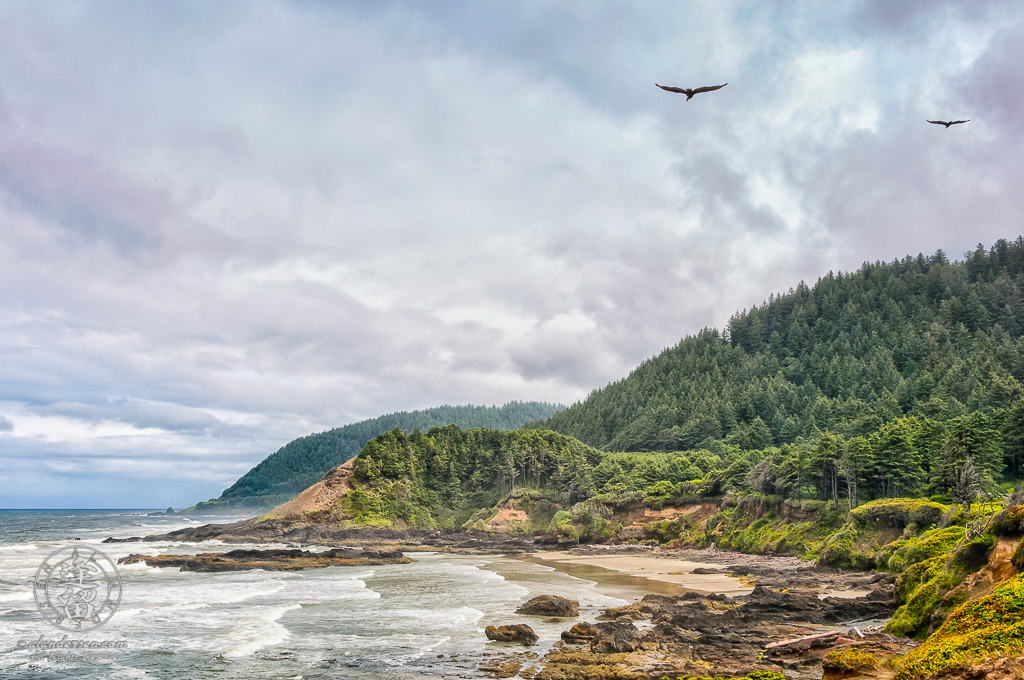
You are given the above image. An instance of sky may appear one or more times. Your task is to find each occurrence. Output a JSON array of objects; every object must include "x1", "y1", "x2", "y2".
[{"x1": 1, "y1": 0, "x2": 1023, "y2": 508}]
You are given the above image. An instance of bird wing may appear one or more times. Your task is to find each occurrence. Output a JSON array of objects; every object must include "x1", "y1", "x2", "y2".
[
  {"x1": 655, "y1": 84, "x2": 688, "y2": 94},
  {"x1": 690, "y1": 83, "x2": 727, "y2": 95},
  {"x1": 950, "y1": 120, "x2": 969, "y2": 125},
  {"x1": 927, "y1": 120, "x2": 948, "y2": 125}
]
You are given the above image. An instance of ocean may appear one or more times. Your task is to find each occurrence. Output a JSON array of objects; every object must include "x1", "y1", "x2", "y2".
[{"x1": 0, "y1": 510, "x2": 641, "y2": 680}]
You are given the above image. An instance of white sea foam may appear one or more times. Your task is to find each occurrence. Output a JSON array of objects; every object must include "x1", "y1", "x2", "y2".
[
  {"x1": 117, "y1": 560, "x2": 162, "y2": 571},
  {"x1": 220, "y1": 603, "x2": 302, "y2": 658},
  {"x1": 105, "y1": 665, "x2": 154, "y2": 679},
  {"x1": 281, "y1": 574, "x2": 381, "y2": 602},
  {"x1": 391, "y1": 606, "x2": 484, "y2": 629},
  {"x1": 2, "y1": 543, "x2": 39, "y2": 551},
  {"x1": 144, "y1": 578, "x2": 288, "y2": 607},
  {"x1": 409, "y1": 635, "x2": 451, "y2": 660},
  {"x1": 0, "y1": 590, "x2": 33, "y2": 602},
  {"x1": 443, "y1": 563, "x2": 509, "y2": 581}
]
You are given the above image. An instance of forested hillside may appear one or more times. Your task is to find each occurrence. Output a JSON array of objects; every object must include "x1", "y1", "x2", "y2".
[
  {"x1": 332, "y1": 425, "x2": 599, "y2": 529},
  {"x1": 540, "y1": 239, "x2": 1024, "y2": 463},
  {"x1": 186, "y1": 401, "x2": 562, "y2": 513}
]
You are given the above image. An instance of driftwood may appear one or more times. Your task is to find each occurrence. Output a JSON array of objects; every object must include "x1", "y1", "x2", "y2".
[{"x1": 764, "y1": 630, "x2": 843, "y2": 653}]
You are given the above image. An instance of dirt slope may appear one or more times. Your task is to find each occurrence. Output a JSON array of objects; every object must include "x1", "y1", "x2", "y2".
[{"x1": 262, "y1": 457, "x2": 357, "y2": 520}]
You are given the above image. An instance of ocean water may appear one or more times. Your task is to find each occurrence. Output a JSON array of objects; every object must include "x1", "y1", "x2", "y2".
[{"x1": 0, "y1": 510, "x2": 631, "y2": 680}]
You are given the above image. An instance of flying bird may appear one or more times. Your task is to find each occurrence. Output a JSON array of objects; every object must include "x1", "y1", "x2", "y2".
[
  {"x1": 927, "y1": 119, "x2": 969, "y2": 128},
  {"x1": 655, "y1": 83, "x2": 727, "y2": 100}
]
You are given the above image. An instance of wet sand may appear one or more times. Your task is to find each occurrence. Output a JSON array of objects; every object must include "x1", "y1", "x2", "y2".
[{"x1": 523, "y1": 551, "x2": 754, "y2": 597}]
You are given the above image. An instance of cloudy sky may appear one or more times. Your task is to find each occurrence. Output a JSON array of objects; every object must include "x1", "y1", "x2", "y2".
[{"x1": 1, "y1": 1, "x2": 1022, "y2": 508}]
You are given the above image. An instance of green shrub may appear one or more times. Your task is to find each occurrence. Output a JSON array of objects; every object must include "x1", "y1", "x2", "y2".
[
  {"x1": 850, "y1": 498, "x2": 948, "y2": 530},
  {"x1": 898, "y1": 527, "x2": 966, "y2": 570},
  {"x1": 644, "y1": 519, "x2": 683, "y2": 544},
  {"x1": 887, "y1": 528, "x2": 997, "y2": 638},
  {"x1": 822, "y1": 648, "x2": 878, "y2": 671},
  {"x1": 816, "y1": 528, "x2": 871, "y2": 569},
  {"x1": 895, "y1": 574, "x2": 1024, "y2": 679},
  {"x1": 991, "y1": 505, "x2": 1024, "y2": 536}
]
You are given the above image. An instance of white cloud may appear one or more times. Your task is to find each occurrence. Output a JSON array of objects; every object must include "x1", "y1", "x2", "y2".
[{"x1": 0, "y1": 1, "x2": 1022, "y2": 507}]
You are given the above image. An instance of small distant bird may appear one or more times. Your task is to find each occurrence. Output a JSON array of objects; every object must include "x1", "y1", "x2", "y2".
[
  {"x1": 927, "y1": 119, "x2": 969, "y2": 128},
  {"x1": 656, "y1": 83, "x2": 727, "y2": 100}
]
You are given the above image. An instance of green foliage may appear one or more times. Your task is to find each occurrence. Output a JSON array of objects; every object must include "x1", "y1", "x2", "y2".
[
  {"x1": 887, "y1": 527, "x2": 997, "y2": 638},
  {"x1": 817, "y1": 527, "x2": 870, "y2": 569},
  {"x1": 189, "y1": 401, "x2": 563, "y2": 511},
  {"x1": 879, "y1": 526, "x2": 966, "y2": 573},
  {"x1": 991, "y1": 504, "x2": 1024, "y2": 536},
  {"x1": 344, "y1": 425, "x2": 598, "y2": 528},
  {"x1": 850, "y1": 498, "x2": 948, "y2": 529},
  {"x1": 538, "y1": 240, "x2": 1024, "y2": 502},
  {"x1": 895, "y1": 573, "x2": 1024, "y2": 679},
  {"x1": 660, "y1": 673, "x2": 785, "y2": 680},
  {"x1": 822, "y1": 648, "x2": 878, "y2": 671}
]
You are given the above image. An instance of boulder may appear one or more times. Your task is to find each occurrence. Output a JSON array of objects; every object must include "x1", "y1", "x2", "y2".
[
  {"x1": 516, "y1": 595, "x2": 579, "y2": 617},
  {"x1": 589, "y1": 622, "x2": 642, "y2": 654},
  {"x1": 485, "y1": 624, "x2": 538, "y2": 646},
  {"x1": 560, "y1": 621, "x2": 599, "y2": 644}
]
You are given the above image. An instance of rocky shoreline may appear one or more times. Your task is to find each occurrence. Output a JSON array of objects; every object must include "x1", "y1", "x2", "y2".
[
  {"x1": 116, "y1": 547, "x2": 411, "y2": 571},
  {"x1": 468, "y1": 579, "x2": 902, "y2": 680},
  {"x1": 104, "y1": 521, "x2": 913, "y2": 678}
]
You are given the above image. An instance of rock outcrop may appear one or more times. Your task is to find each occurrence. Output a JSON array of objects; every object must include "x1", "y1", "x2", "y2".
[
  {"x1": 531, "y1": 585, "x2": 901, "y2": 679},
  {"x1": 117, "y1": 547, "x2": 411, "y2": 572},
  {"x1": 484, "y1": 624, "x2": 538, "y2": 646},
  {"x1": 560, "y1": 622, "x2": 599, "y2": 644},
  {"x1": 589, "y1": 622, "x2": 642, "y2": 654},
  {"x1": 515, "y1": 595, "x2": 579, "y2": 617}
]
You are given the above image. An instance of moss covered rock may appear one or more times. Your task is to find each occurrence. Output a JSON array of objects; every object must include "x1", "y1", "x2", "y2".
[
  {"x1": 849, "y1": 498, "x2": 948, "y2": 530},
  {"x1": 880, "y1": 526, "x2": 966, "y2": 573},
  {"x1": 894, "y1": 573, "x2": 1024, "y2": 680},
  {"x1": 887, "y1": 528, "x2": 1000, "y2": 638},
  {"x1": 822, "y1": 648, "x2": 878, "y2": 672},
  {"x1": 992, "y1": 504, "x2": 1024, "y2": 537}
]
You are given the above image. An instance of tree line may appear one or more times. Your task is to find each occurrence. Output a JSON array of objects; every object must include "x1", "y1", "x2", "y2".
[{"x1": 537, "y1": 238, "x2": 1024, "y2": 463}]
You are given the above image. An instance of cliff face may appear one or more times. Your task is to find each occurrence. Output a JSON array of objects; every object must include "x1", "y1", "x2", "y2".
[{"x1": 261, "y1": 456, "x2": 357, "y2": 521}]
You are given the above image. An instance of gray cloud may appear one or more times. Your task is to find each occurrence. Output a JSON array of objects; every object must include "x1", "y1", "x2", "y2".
[{"x1": 0, "y1": 1, "x2": 1022, "y2": 507}]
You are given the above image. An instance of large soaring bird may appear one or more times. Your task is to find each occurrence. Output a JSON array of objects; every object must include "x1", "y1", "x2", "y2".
[
  {"x1": 927, "y1": 119, "x2": 969, "y2": 128},
  {"x1": 656, "y1": 83, "x2": 727, "y2": 100}
]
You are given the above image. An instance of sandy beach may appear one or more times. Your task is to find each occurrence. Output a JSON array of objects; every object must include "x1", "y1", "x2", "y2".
[{"x1": 527, "y1": 550, "x2": 755, "y2": 596}]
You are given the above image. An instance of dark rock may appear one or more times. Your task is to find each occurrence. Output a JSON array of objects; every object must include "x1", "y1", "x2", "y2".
[
  {"x1": 866, "y1": 583, "x2": 896, "y2": 602},
  {"x1": 484, "y1": 624, "x2": 538, "y2": 646},
  {"x1": 589, "y1": 622, "x2": 642, "y2": 654},
  {"x1": 596, "y1": 602, "x2": 648, "y2": 621},
  {"x1": 117, "y1": 547, "x2": 411, "y2": 572},
  {"x1": 516, "y1": 595, "x2": 579, "y2": 617},
  {"x1": 691, "y1": 567, "x2": 726, "y2": 574},
  {"x1": 560, "y1": 621, "x2": 599, "y2": 644}
]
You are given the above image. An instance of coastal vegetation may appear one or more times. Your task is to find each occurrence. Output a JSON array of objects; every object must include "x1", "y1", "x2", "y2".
[
  {"x1": 894, "y1": 571, "x2": 1024, "y2": 679},
  {"x1": 185, "y1": 401, "x2": 562, "y2": 513},
  {"x1": 536, "y1": 239, "x2": 1024, "y2": 474},
  {"x1": 186, "y1": 239, "x2": 1024, "y2": 676}
]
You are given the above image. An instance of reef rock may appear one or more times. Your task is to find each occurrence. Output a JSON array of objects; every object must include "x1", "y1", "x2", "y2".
[
  {"x1": 560, "y1": 621, "x2": 599, "y2": 644},
  {"x1": 516, "y1": 595, "x2": 579, "y2": 617},
  {"x1": 117, "y1": 548, "x2": 410, "y2": 572},
  {"x1": 589, "y1": 622, "x2": 642, "y2": 654},
  {"x1": 485, "y1": 624, "x2": 538, "y2": 646}
]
